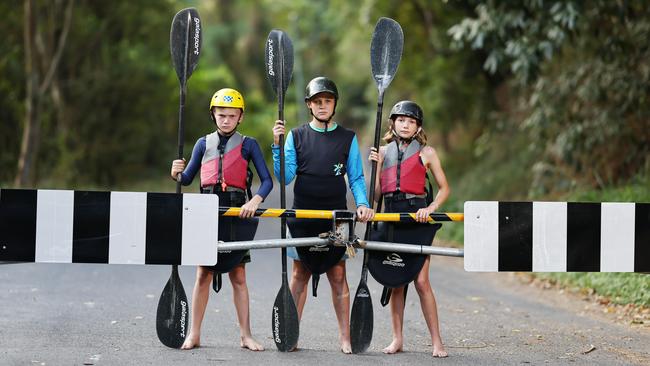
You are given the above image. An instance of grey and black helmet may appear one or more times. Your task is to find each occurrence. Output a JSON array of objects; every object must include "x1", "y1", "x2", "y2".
[
  {"x1": 304, "y1": 76, "x2": 339, "y2": 101},
  {"x1": 389, "y1": 100, "x2": 423, "y2": 125}
]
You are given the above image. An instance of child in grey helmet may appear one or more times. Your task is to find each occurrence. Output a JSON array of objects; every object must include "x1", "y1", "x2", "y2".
[
  {"x1": 271, "y1": 76, "x2": 374, "y2": 353},
  {"x1": 369, "y1": 100, "x2": 449, "y2": 357}
]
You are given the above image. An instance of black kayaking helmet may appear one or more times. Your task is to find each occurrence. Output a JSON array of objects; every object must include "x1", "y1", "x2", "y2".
[
  {"x1": 389, "y1": 100, "x2": 423, "y2": 125},
  {"x1": 304, "y1": 76, "x2": 339, "y2": 126},
  {"x1": 304, "y1": 76, "x2": 339, "y2": 101}
]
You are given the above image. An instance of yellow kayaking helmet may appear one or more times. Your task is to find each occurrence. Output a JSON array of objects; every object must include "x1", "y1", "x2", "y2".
[{"x1": 209, "y1": 88, "x2": 245, "y2": 111}]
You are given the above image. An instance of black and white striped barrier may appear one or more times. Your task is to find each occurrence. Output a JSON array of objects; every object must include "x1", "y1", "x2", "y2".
[
  {"x1": 0, "y1": 189, "x2": 218, "y2": 265},
  {"x1": 464, "y1": 201, "x2": 650, "y2": 272},
  {"x1": 3, "y1": 190, "x2": 649, "y2": 272}
]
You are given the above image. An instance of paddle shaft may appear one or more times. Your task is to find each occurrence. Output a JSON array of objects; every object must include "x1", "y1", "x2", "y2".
[
  {"x1": 176, "y1": 84, "x2": 186, "y2": 192},
  {"x1": 359, "y1": 88, "x2": 386, "y2": 281},
  {"x1": 279, "y1": 90, "x2": 288, "y2": 275},
  {"x1": 367, "y1": 90, "x2": 384, "y2": 212}
]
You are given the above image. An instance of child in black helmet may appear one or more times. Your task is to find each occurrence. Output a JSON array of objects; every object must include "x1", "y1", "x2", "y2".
[
  {"x1": 171, "y1": 88, "x2": 271, "y2": 351},
  {"x1": 271, "y1": 76, "x2": 374, "y2": 353},
  {"x1": 368, "y1": 100, "x2": 450, "y2": 358}
]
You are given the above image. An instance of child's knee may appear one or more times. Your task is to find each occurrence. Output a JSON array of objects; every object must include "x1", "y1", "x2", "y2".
[
  {"x1": 229, "y1": 275, "x2": 246, "y2": 288},
  {"x1": 414, "y1": 277, "x2": 431, "y2": 294},
  {"x1": 291, "y1": 264, "x2": 310, "y2": 283},
  {"x1": 328, "y1": 272, "x2": 345, "y2": 285},
  {"x1": 196, "y1": 269, "x2": 212, "y2": 285}
]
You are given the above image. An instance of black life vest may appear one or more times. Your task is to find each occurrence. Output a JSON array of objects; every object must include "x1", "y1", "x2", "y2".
[{"x1": 288, "y1": 123, "x2": 355, "y2": 296}]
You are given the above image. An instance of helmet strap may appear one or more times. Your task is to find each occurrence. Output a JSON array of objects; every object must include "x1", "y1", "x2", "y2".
[
  {"x1": 391, "y1": 119, "x2": 421, "y2": 144},
  {"x1": 308, "y1": 103, "x2": 336, "y2": 132},
  {"x1": 213, "y1": 109, "x2": 242, "y2": 137},
  {"x1": 216, "y1": 124, "x2": 238, "y2": 137}
]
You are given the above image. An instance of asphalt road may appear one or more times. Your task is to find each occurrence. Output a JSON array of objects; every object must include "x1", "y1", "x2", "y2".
[{"x1": 1, "y1": 185, "x2": 649, "y2": 365}]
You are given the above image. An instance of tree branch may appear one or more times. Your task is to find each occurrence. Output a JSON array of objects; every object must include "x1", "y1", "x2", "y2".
[{"x1": 39, "y1": 0, "x2": 74, "y2": 94}]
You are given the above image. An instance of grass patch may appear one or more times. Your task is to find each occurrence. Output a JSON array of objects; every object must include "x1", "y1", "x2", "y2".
[{"x1": 533, "y1": 272, "x2": 650, "y2": 307}]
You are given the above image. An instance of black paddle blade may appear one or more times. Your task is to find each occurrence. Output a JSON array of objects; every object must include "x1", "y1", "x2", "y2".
[
  {"x1": 170, "y1": 8, "x2": 202, "y2": 85},
  {"x1": 265, "y1": 29, "x2": 294, "y2": 98},
  {"x1": 350, "y1": 278, "x2": 373, "y2": 353},
  {"x1": 370, "y1": 17, "x2": 404, "y2": 92},
  {"x1": 156, "y1": 266, "x2": 189, "y2": 348},
  {"x1": 272, "y1": 277, "x2": 299, "y2": 352}
]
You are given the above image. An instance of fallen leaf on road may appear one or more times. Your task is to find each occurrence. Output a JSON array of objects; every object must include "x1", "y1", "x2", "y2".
[{"x1": 582, "y1": 345, "x2": 596, "y2": 354}]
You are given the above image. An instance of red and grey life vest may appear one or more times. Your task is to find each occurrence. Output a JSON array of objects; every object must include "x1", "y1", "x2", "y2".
[
  {"x1": 380, "y1": 140, "x2": 426, "y2": 195},
  {"x1": 200, "y1": 131, "x2": 248, "y2": 190}
]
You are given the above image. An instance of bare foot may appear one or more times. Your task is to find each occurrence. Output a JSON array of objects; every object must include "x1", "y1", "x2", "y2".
[
  {"x1": 432, "y1": 343, "x2": 448, "y2": 358},
  {"x1": 240, "y1": 336, "x2": 265, "y2": 351},
  {"x1": 340, "y1": 340, "x2": 352, "y2": 354},
  {"x1": 382, "y1": 339, "x2": 403, "y2": 354},
  {"x1": 181, "y1": 334, "x2": 200, "y2": 350}
]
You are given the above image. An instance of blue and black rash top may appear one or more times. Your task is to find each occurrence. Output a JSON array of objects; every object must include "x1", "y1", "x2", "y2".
[
  {"x1": 179, "y1": 134, "x2": 273, "y2": 199},
  {"x1": 272, "y1": 122, "x2": 369, "y2": 210}
]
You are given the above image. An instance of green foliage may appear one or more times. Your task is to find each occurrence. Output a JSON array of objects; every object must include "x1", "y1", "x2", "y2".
[
  {"x1": 2, "y1": 0, "x2": 647, "y2": 209},
  {"x1": 448, "y1": 0, "x2": 579, "y2": 82},
  {"x1": 525, "y1": 4, "x2": 650, "y2": 194},
  {"x1": 564, "y1": 166, "x2": 650, "y2": 203},
  {"x1": 449, "y1": 0, "x2": 650, "y2": 196},
  {"x1": 534, "y1": 272, "x2": 650, "y2": 307}
]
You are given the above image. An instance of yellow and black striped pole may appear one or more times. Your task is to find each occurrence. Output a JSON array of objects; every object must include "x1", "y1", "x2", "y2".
[{"x1": 218, "y1": 207, "x2": 464, "y2": 223}]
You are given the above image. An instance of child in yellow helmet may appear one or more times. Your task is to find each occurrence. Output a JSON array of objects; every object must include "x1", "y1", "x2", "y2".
[{"x1": 171, "y1": 88, "x2": 271, "y2": 351}]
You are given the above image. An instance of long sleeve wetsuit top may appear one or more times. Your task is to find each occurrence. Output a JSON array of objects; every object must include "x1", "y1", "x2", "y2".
[{"x1": 272, "y1": 122, "x2": 368, "y2": 209}]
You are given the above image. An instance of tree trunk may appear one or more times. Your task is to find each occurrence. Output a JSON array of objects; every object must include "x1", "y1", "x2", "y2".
[
  {"x1": 14, "y1": 0, "x2": 74, "y2": 187},
  {"x1": 15, "y1": 0, "x2": 37, "y2": 188}
]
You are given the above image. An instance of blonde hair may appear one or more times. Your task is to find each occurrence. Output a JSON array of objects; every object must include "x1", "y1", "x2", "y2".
[{"x1": 382, "y1": 119, "x2": 428, "y2": 145}]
